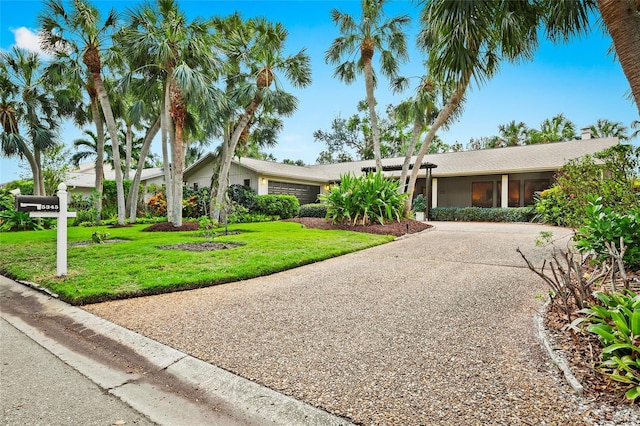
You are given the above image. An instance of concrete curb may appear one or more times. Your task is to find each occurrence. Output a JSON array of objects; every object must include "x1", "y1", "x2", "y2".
[
  {"x1": 534, "y1": 300, "x2": 584, "y2": 396},
  {"x1": 1, "y1": 277, "x2": 353, "y2": 426}
]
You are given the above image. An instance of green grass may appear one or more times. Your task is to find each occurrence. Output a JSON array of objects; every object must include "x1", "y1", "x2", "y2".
[{"x1": 0, "y1": 221, "x2": 393, "y2": 305}]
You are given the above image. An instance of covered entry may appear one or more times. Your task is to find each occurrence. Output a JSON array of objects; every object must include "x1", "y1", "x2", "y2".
[{"x1": 268, "y1": 181, "x2": 320, "y2": 205}]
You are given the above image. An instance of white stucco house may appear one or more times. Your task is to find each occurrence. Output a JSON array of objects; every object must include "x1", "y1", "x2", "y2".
[{"x1": 184, "y1": 136, "x2": 619, "y2": 209}]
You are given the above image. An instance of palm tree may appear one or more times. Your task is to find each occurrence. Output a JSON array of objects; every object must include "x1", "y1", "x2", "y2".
[
  {"x1": 590, "y1": 118, "x2": 629, "y2": 141},
  {"x1": 526, "y1": 113, "x2": 577, "y2": 144},
  {"x1": 403, "y1": 0, "x2": 543, "y2": 204},
  {"x1": 631, "y1": 120, "x2": 640, "y2": 141},
  {"x1": 498, "y1": 120, "x2": 528, "y2": 147},
  {"x1": 211, "y1": 16, "x2": 311, "y2": 222},
  {"x1": 43, "y1": 52, "x2": 107, "y2": 220},
  {"x1": 40, "y1": 0, "x2": 127, "y2": 225},
  {"x1": 119, "y1": 0, "x2": 221, "y2": 227},
  {"x1": 597, "y1": 0, "x2": 640, "y2": 116},
  {"x1": 0, "y1": 47, "x2": 58, "y2": 196},
  {"x1": 325, "y1": 0, "x2": 410, "y2": 172}
]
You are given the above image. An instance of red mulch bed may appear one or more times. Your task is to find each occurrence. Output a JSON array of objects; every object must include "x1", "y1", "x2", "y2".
[
  {"x1": 142, "y1": 221, "x2": 200, "y2": 232},
  {"x1": 142, "y1": 218, "x2": 431, "y2": 237},
  {"x1": 285, "y1": 217, "x2": 432, "y2": 237}
]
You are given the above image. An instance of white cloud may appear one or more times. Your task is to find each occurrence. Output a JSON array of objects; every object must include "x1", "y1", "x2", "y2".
[{"x1": 11, "y1": 27, "x2": 52, "y2": 58}]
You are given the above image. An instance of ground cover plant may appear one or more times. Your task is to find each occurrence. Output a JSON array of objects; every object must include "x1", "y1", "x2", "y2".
[{"x1": 0, "y1": 221, "x2": 393, "y2": 305}]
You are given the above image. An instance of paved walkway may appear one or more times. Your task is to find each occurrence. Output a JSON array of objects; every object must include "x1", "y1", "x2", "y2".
[{"x1": 2, "y1": 222, "x2": 639, "y2": 425}]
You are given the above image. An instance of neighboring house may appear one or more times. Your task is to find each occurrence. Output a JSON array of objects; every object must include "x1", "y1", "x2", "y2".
[
  {"x1": 184, "y1": 136, "x2": 619, "y2": 209},
  {"x1": 65, "y1": 162, "x2": 165, "y2": 200}
]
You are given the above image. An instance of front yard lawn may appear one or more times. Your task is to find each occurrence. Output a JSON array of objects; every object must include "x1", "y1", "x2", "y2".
[{"x1": 0, "y1": 221, "x2": 393, "y2": 304}]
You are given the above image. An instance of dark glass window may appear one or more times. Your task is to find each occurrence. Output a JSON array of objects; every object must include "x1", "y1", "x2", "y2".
[
  {"x1": 472, "y1": 182, "x2": 493, "y2": 208},
  {"x1": 524, "y1": 179, "x2": 550, "y2": 206}
]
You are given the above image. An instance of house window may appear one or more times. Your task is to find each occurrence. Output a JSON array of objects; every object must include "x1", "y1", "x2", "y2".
[
  {"x1": 193, "y1": 182, "x2": 198, "y2": 190},
  {"x1": 244, "y1": 179, "x2": 251, "y2": 187},
  {"x1": 497, "y1": 180, "x2": 520, "y2": 207},
  {"x1": 524, "y1": 179, "x2": 550, "y2": 206},
  {"x1": 472, "y1": 182, "x2": 493, "y2": 208}
]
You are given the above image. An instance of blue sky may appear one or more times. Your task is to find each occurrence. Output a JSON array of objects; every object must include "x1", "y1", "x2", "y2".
[{"x1": 1, "y1": 0, "x2": 638, "y2": 184}]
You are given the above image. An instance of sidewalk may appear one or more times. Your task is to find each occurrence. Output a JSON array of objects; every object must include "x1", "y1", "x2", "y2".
[
  {"x1": 0, "y1": 276, "x2": 350, "y2": 426},
  {"x1": 1, "y1": 317, "x2": 155, "y2": 426}
]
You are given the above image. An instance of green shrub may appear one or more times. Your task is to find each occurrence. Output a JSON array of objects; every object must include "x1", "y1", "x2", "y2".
[
  {"x1": 3, "y1": 179, "x2": 34, "y2": 195},
  {"x1": 183, "y1": 186, "x2": 210, "y2": 218},
  {"x1": 254, "y1": 194, "x2": 299, "y2": 219},
  {"x1": 299, "y1": 203, "x2": 327, "y2": 218},
  {"x1": 412, "y1": 194, "x2": 427, "y2": 212},
  {"x1": 0, "y1": 190, "x2": 54, "y2": 231},
  {"x1": 535, "y1": 145, "x2": 639, "y2": 227},
  {"x1": 228, "y1": 184, "x2": 256, "y2": 209},
  {"x1": 430, "y1": 206, "x2": 535, "y2": 222},
  {"x1": 227, "y1": 204, "x2": 279, "y2": 223},
  {"x1": 574, "y1": 291, "x2": 640, "y2": 402},
  {"x1": 320, "y1": 172, "x2": 408, "y2": 225},
  {"x1": 575, "y1": 196, "x2": 640, "y2": 269}
]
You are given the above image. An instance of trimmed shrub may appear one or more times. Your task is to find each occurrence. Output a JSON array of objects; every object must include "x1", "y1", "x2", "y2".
[
  {"x1": 299, "y1": 203, "x2": 327, "y2": 218},
  {"x1": 430, "y1": 206, "x2": 535, "y2": 222},
  {"x1": 228, "y1": 184, "x2": 256, "y2": 210},
  {"x1": 254, "y1": 194, "x2": 299, "y2": 219}
]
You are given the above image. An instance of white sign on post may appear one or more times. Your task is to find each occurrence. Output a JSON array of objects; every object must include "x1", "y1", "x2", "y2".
[{"x1": 19, "y1": 183, "x2": 77, "y2": 277}]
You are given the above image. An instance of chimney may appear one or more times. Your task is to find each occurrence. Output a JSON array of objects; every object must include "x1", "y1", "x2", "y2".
[{"x1": 581, "y1": 127, "x2": 592, "y2": 140}]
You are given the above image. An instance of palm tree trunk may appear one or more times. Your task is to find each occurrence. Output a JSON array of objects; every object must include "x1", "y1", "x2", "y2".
[
  {"x1": 363, "y1": 56, "x2": 383, "y2": 171},
  {"x1": 127, "y1": 115, "x2": 160, "y2": 223},
  {"x1": 90, "y1": 97, "x2": 104, "y2": 223},
  {"x1": 168, "y1": 79, "x2": 186, "y2": 228},
  {"x1": 124, "y1": 123, "x2": 132, "y2": 180},
  {"x1": 162, "y1": 82, "x2": 174, "y2": 222},
  {"x1": 407, "y1": 74, "x2": 471, "y2": 207},
  {"x1": 34, "y1": 149, "x2": 45, "y2": 196},
  {"x1": 212, "y1": 98, "x2": 261, "y2": 222},
  {"x1": 399, "y1": 117, "x2": 423, "y2": 193},
  {"x1": 22, "y1": 148, "x2": 41, "y2": 196},
  {"x1": 92, "y1": 74, "x2": 126, "y2": 225},
  {"x1": 597, "y1": 0, "x2": 640, "y2": 116}
]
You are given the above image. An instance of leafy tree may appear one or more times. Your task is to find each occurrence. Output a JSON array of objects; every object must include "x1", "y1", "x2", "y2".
[
  {"x1": 40, "y1": 0, "x2": 127, "y2": 224},
  {"x1": 0, "y1": 47, "x2": 58, "y2": 196},
  {"x1": 40, "y1": 143, "x2": 73, "y2": 196},
  {"x1": 325, "y1": 0, "x2": 410, "y2": 171}
]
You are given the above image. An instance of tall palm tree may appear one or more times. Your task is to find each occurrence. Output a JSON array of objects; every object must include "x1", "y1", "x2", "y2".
[
  {"x1": 119, "y1": 0, "x2": 221, "y2": 227},
  {"x1": 527, "y1": 113, "x2": 577, "y2": 144},
  {"x1": 0, "y1": 47, "x2": 58, "y2": 196},
  {"x1": 405, "y1": 0, "x2": 543, "y2": 203},
  {"x1": 210, "y1": 16, "x2": 311, "y2": 222},
  {"x1": 325, "y1": 0, "x2": 410, "y2": 171},
  {"x1": 590, "y1": 118, "x2": 629, "y2": 141},
  {"x1": 43, "y1": 53, "x2": 107, "y2": 220},
  {"x1": 630, "y1": 120, "x2": 640, "y2": 141},
  {"x1": 40, "y1": 0, "x2": 127, "y2": 225}
]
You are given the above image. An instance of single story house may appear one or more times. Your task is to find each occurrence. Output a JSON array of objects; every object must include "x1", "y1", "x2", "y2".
[
  {"x1": 184, "y1": 136, "x2": 619, "y2": 209},
  {"x1": 65, "y1": 163, "x2": 165, "y2": 200}
]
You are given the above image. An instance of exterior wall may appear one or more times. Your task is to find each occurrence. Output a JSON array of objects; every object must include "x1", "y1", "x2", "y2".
[
  {"x1": 184, "y1": 159, "x2": 215, "y2": 189},
  {"x1": 229, "y1": 162, "x2": 259, "y2": 193},
  {"x1": 434, "y1": 171, "x2": 555, "y2": 208}
]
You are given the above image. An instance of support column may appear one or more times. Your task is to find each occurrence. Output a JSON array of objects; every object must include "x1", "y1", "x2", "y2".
[
  {"x1": 57, "y1": 183, "x2": 69, "y2": 276},
  {"x1": 501, "y1": 175, "x2": 509, "y2": 208},
  {"x1": 431, "y1": 178, "x2": 438, "y2": 208}
]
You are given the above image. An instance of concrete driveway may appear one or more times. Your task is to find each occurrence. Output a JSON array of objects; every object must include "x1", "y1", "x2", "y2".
[{"x1": 83, "y1": 221, "x2": 632, "y2": 425}]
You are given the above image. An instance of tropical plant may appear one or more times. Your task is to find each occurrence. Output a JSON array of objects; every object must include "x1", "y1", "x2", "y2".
[
  {"x1": 325, "y1": 0, "x2": 410, "y2": 172},
  {"x1": 0, "y1": 47, "x2": 58, "y2": 196},
  {"x1": 574, "y1": 291, "x2": 640, "y2": 402},
  {"x1": 526, "y1": 113, "x2": 577, "y2": 144},
  {"x1": 498, "y1": 120, "x2": 529, "y2": 147},
  {"x1": 575, "y1": 195, "x2": 640, "y2": 271},
  {"x1": 321, "y1": 171, "x2": 408, "y2": 225},
  {"x1": 40, "y1": 0, "x2": 127, "y2": 224},
  {"x1": 412, "y1": 194, "x2": 426, "y2": 213}
]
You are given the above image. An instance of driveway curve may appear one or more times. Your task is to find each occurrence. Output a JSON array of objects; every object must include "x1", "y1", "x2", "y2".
[{"x1": 85, "y1": 222, "x2": 635, "y2": 425}]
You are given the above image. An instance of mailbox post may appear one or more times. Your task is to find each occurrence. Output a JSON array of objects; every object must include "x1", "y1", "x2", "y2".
[{"x1": 16, "y1": 183, "x2": 77, "y2": 276}]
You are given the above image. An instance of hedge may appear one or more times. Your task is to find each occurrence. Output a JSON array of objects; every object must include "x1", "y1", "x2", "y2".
[
  {"x1": 254, "y1": 194, "x2": 300, "y2": 219},
  {"x1": 298, "y1": 203, "x2": 327, "y2": 218},
  {"x1": 430, "y1": 207, "x2": 535, "y2": 222}
]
